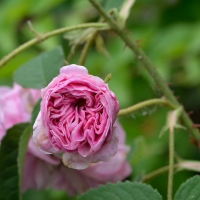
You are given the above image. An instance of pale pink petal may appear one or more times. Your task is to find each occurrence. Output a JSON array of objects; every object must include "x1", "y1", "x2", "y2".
[
  {"x1": 83, "y1": 145, "x2": 131, "y2": 182},
  {"x1": 33, "y1": 112, "x2": 57, "y2": 154},
  {"x1": 60, "y1": 64, "x2": 88, "y2": 75},
  {"x1": 0, "y1": 86, "x2": 11, "y2": 94},
  {"x1": 28, "y1": 138, "x2": 61, "y2": 165},
  {"x1": 0, "y1": 123, "x2": 6, "y2": 142},
  {"x1": 92, "y1": 126, "x2": 119, "y2": 163},
  {"x1": 22, "y1": 153, "x2": 57, "y2": 192},
  {"x1": 52, "y1": 165, "x2": 100, "y2": 196},
  {"x1": 62, "y1": 152, "x2": 92, "y2": 170},
  {"x1": 114, "y1": 120, "x2": 125, "y2": 144}
]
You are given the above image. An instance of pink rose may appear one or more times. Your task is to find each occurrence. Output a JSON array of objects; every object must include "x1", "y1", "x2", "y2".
[
  {"x1": 23, "y1": 121, "x2": 131, "y2": 195},
  {"x1": 0, "y1": 83, "x2": 60, "y2": 191},
  {"x1": 33, "y1": 64, "x2": 120, "y2": 169},
  {"x1": 0, "y1": 83, "x2": 40, "y2": 141},
  {"x1": 0, "y1": 81, "x2": 131, "y2": 196},
  {"x1": 50, "y1": 120, "x2": 131, "y2": 196}
]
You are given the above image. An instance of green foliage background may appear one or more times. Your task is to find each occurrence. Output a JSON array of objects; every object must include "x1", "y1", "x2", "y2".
[{"x1": 0, "y1": 0, "x2": 200, "y2": 199}]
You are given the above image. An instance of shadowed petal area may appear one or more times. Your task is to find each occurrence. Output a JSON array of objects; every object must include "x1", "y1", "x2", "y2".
[
  {"x1": 92, "y1": 126, "x2": 119, "y2": 163},
  {"x1": 28, "y1": 138, "x2": 60, "y2": 165},
  {"x1": 62, "y1": 152, "x2": 93, "y2": 170}
]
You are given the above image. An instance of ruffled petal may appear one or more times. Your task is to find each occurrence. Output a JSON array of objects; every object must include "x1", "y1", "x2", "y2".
[{"x1": 92, "y1": 126, "x2": 119, "y2": 163}]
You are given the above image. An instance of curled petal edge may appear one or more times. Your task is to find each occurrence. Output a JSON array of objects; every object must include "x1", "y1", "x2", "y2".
[
  {"x1": 92, "y1": 126, "x2": 119, "y2": 163},
  {"x1": 33, "y1": 112, "x2": 56, "y2": 154},
  {"x1": 62, "y1": 152, "x2": 92, "y2": 170}
]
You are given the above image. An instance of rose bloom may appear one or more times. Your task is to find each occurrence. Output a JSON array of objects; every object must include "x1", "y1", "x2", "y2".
[
  {"x1": 0, "y1": 82, "x2": 131, "y2": 196},
  {"x1": 33, "y1": 64, "x2": 120, "y2": 169},
  {"x1": 25, "y1": 121, "x2": 131, "y2": 196},
  {"x1": 0, "y1": 83, "x2": 40, "y2": 141}
]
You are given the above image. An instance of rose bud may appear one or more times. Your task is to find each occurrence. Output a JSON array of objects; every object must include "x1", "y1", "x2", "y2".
[{"x1": 33, "y1": 64, "x2": 120, "y2": 169}]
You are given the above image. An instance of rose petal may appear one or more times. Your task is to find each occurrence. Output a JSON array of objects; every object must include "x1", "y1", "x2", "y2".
[
  {"x1": 60, "y1": 65, "x2": 88, "y2": 75},
  {"x1": 28, "y1": 138, "x2": 61, "y2": 165},
  {"x1": 83, "y1": 145, "x2": 131, "y2": 182},
  {"x1": 78, "y1": 142, "x2": 91, "y2": 157},
  {"x1": 114, "y1": 120, "x2": 125, "y2": 144},
  {"x1": 33, "y1": 112, "x2": 56, "y2": 154},
  {"x1": 92, "y1": 126, "x2": 119, "y2": 163},
  {"x1": 62, "y1": 152, "x2": 92, "y2": 170}
]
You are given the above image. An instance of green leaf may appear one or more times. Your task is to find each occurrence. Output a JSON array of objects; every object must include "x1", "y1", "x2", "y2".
[
  {"x1": 31, "y1": 99, "x2": 41, "y2": 125},
  {"x1": 14, "y1": 47, "x2": 65, "y2": 89},
  {"x1": 174, "y1": 175, "x2": 200, "y2": 200},
  {"x1": 17, "y1": 125, "x2": 32, "y2": 192},
  {"x1": 77, "y1": 181, "x2": 163, "y2": 200},
  {"x1": 104, "y1": 0, "x2": 124, "y2": 11},
  {"x1": 0, "y1": 123, "x2": 29, "y2": 200}
]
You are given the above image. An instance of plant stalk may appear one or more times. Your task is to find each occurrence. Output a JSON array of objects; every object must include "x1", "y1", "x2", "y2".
[
  {"x1": 0, "y1": 23, "x2": 109, "y2": 69},
  {"x1": 88, "y1": 0, "x2": 200, "y2": 141},
  {"x1": 118, "y1": 98, "x2": 176, "y2": 117}
]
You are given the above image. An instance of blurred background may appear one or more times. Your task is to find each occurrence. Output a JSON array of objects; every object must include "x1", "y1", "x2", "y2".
[{"x1": 1, "y1": 0, "x2": 200, "y2": 199}]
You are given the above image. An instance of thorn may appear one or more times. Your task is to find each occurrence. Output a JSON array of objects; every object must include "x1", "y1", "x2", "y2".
[
  {"x1": 64, "y1": 60, "x2": 69, "y2": 65},
  {"x1": 193, "y1": 124, "x2": 200, "y2": 128},
  {"x1": 123, "y1": 44, "x2": 128, "y2": 51},
  {"x1": 190, "y1": 138, "x2": 200, "y2": 149},
  {"x1": 27, "y1": 20, "x2": 44, "y2": 42},
  {"x1": 187, "y1": 111, "x2": 194, "y2": 116},
  {"x1": 167, "y1": 82, "x2": 173, "y2": 86},
  {"x1": 104, "y1": 73, "x2": 112, "y2": 83},
  {"x1": 136, "y1": 39, "x2": 144, "y2": 47}
]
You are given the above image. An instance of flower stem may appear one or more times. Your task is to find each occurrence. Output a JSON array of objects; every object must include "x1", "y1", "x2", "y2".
[
  {"x1": 143, "y1": 160, "x2": 200, "y2": 182},
  {"x1": 79, "y1": 32, "x2": 97, "y2": 65},
  {"x1": 143, "y1": 164, "x2": 179, "y2": 182},
  {"x1": 88, "y1": 0, "x2": 200, "y2": 141},
  {"x1": 66, "y1": 44, "x2": 78, "y2": 62},
  {"x1": 168, "y1": 127, "x2": 174, "y2": 200},
  {"x1": 118, "y1": 98, "x2": 176, "y2": 117},
  {"x1": 0, "y1": 23, "x2": 109, "y2": 69}
]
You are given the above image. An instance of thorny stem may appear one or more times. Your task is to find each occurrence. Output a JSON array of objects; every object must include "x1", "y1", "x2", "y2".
[
  {"x1": 89, "y1": 0, "x2": 200, "y2": 141},
  {"x1": 0, "y1": 23, "x2": 109, "y2": 69},
  {"x1": 118, "y1": 98, "x2": 176, "y2": 117}
]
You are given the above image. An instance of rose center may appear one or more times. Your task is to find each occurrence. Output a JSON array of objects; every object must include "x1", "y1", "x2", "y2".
[{"x1": 75, "y1": 98, "x2": 86, "y2": 107}]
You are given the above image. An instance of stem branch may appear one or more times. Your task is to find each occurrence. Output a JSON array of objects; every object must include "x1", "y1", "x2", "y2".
[
  {"x1": 79, "y1": 32, "x2": 97, "y2": 65},
  {"x1": 118, "y1": 98, "x2": 176, "y2": 117},
  {"x1": 0, "y1": 23, "x2": 109, "y2": 69},
  {"x1": 168, "y1": 128, "x2": 174, "y2": 200},
  {"x1": 88, "y1": 0, "x2": 200, "y2": 141},
  {"x1": 143, "y1": 164, "x2": 179, "y2": 182}
]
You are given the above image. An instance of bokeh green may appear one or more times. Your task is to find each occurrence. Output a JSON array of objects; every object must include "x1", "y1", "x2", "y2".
[{"x1": 1, "y1": 0, "x2": 200, "y2": 199}]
